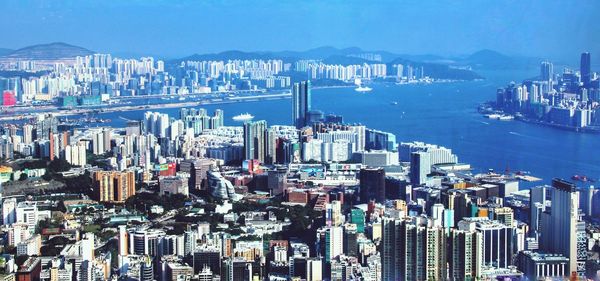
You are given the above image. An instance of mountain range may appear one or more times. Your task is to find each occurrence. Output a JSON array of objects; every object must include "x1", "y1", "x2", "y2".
[
  {"x1": 0, "y1": 42, "x2": 548, "y2": 79},
  {"x1": 0, "y1": 42, "x2": 94, "y2": 60}
]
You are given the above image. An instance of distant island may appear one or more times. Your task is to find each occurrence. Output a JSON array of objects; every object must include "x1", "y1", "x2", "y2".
[{"x1": 479, "y1": 52, "x2": 600, "y2": 133}]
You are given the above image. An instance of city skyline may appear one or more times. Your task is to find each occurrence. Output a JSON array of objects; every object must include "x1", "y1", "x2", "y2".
[{"x1": 0, "y1": 2, "x2": 598, "y2": 281}]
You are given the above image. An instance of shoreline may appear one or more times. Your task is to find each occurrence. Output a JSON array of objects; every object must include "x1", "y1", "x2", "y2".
[
  {"x1": 0, "y1": 92, "x2": 292, "y2": 122},
  {"x1": 478, "y1": 104, "x2": 600, "y2": 134}
]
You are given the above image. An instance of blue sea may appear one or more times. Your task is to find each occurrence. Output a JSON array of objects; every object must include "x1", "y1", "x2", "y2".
[{"x1": 91, "y1": 68, "x2": 600, "y2": 189}]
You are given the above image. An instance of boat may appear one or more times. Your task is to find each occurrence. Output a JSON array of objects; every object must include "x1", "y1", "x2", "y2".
[
  {"x1": 355, "y1": 85, "x2": 373, "y2": 92},
  {"x1": 354, "y1": 78, "x2": 372, "y2": 92},
  {"x1": 390, "y1": 101, "x2": 398, "y2": 105},
  {"x1": 485, "y1": 113, "x2": 514, "y2": 121},
  {"x1": 572, "y1": 174, "x2": 590, "y2": 182},
  {"x1": 232, "y1": 113, "x2": 254, "y2": 122}
]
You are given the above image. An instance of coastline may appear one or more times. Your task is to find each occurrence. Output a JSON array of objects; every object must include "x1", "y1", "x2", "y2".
[
  {"x1": 478, "y1": 104, "x2": 600, "y2": 134},
  {"x1": 0, "y1": 92, "x2": 292, "y2": 122}
]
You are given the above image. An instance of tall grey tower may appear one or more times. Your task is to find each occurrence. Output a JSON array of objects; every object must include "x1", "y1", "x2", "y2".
[{"x1": 292, "y1": 80, "x2": 311, "y2": 129}]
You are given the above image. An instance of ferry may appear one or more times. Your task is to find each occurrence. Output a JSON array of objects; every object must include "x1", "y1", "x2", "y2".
[
  {"x1": 354, "y1": 78, "x2": 372, "y2": 92},
  {"x1": 232, "y1": 113, "x2": 254, "y2": 122},
  {"x1": 355, "y1": 85, "x2": 373, "y2": 92},
  {"x1": 572, "y1": 174, "x2": 595, "y2": 182},
  {"x1": 485, "y1": 113, "x2": 514, "y2": 121}
]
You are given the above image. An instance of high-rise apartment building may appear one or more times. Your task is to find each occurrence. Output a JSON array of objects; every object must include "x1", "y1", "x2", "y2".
[
  {"x1": 382, "y1": 217, "x2": 446, "y2": 281},
  {"x1": 93, "y1": 171, "x2": 136, "y2": 203},
  {"x1": 449, "y1": 228, "x2": 483, "y2": 280},
  {"x1": 243, "y1": 120, "x2": 267, "y2": 163}
]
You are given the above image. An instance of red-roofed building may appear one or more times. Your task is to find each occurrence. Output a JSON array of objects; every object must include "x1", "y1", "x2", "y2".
[{"x1": 2, "y1": 91, "x2": 16, "y2": 106}]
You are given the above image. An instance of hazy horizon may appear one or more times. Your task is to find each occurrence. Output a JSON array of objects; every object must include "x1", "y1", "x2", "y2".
[{"x1": 1, "y1": 0, "x2": 599, "y2": 63}]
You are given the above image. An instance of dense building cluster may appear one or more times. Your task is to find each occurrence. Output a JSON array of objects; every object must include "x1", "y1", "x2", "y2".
[
  {"x1": 493, "y1": 52, "x2": 600, "y2": 129},
  {"x1": 0, "y1": 78, "x2": 597, "y2": 281},
  {"x1": 0, "y1": 51, "x2": 444, "y2": 109}
]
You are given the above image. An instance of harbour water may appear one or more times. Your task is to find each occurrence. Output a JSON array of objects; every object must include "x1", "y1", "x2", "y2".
[{"x1": 88, "y1": 68, "x2": 600, "y2": 188}]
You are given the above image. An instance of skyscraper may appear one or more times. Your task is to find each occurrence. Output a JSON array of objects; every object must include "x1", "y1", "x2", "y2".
[
  {"x1": 458, "y1": 217, "x2": 514, "y2": 269},
  {"x1": 243, "y1": 120, "x2": 267, "y2": 163},
  {"x1": 410, "y1": 151, "x2": 431, "y2": 186},
  {"x1": 541, "y1": 178, "x2": 585, "y2": 276},
  {"x1": 540, "y1": 61, "x2": 553, "y2": 82},
  {"x1": 292, "y1": 81, "x2": 311, "y2": 128},
  {"x1": 382, "y1": 217, "x2": 446, "y2": 281},
  {"x1": 359, "y1": 167, "x2": 386, "y2": 203},
  {"x1": 580, "y1": 52, "x2": 591, "y2": 86},
  {"x1": 324, "y1": 226, "x2": 343, "y2": 263}
]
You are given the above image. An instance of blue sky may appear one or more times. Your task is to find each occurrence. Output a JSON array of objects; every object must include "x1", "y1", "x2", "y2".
[{"x1": 1, "y1": 0, "x2": 598, "y2": 61}]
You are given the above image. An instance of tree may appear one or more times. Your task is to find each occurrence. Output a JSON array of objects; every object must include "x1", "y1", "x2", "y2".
[
  {"x1": 42, "y1": 171, "x2": 52, "y2": 181},
  {"x1": 48, "y1": 158, "x2": 72, "y2": 173},
  {"x1": 15, "y1": 255, "x2": 29, "y2": 266},
  {"x1": 18, "y1": 173, "x2": 28, "y2": 181}
]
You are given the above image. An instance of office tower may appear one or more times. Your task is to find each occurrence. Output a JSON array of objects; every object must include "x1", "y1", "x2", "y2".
[
  {"x1": 580, "y1": 186, "x2": 600, "y2": 218},
  {"x1": 581, "y1": 52, "x2": 591, "y2": 86},
  {"x1": 22, "y1": 124, "x2": 33, "y2": 144},
  {"x1": 16, "y1": 257, "x2": 41, "y2": 281},
  {"x1": 359, "y1": 167, "x2": 385, "y2": 203},
  {"x1": 267, "y1": 166, "x2": 287, "y2": 196},
  {"x1": 529, "y1": 185, "x2": 547, "y2": 234},
  {"x1": 399, "y1": 141, "x2": 458, "y2": 164},
  {"x1": 324, "y1": 226, "x2": 343, "y2": 263},
  {"x1": 343, "y1": 224, "x2": 358, "y2": 257},
  {"x1": 449, "y1": 229, "x2": 483, "y2": 280},
  {"x1": 16, "y1": 201, "x2": 39, "y2": 228},
  {"x1": 187, "y1": 158, "x2": 213, "y2": 191},
  {"x1": 164, "y1": 261, "x2": 193, "y2": 281},
  {"x1": 222, "y1": 258, "x2": 252, "y2": 281},
  {"x1": 490, "y1": 207, "x2": 514, "y2": 227},
  {"x1": 458, "y1": 217, "x2": 514, "y2": 269},
  {"x1": 427, "y1": 203, "x2": 443, "y2": 227},
  {"x1": 193, "y1": 247, "x2": 221, "y2": 275},
  {"x1": 292, "y1": 81, "x2": 311, "y2": 128},
  {"x1": 542, "y1": 178, "x2": 585, "y2": 276},
  {"x1": 128, "y1": 229, "x2": 166, "y2": 256},
  {"x1": 243, "y1": 120, "x2": 267, "y2": 163},
  {"x1": 349, "y1": 209, "x2": 366, "y2": 233},
  {"x1": 326, "y1": 201, "x2": 343, "y2": 227},
  {"x1": 410, "y1": 151, "x2": 430, "y2": 186},
  {"x1": 102, "y1": 128, "x2": 112, "y2": 152},
  {"x1": 306, "y1": 257, "x2": 322, "y2": 281},
  {"x1": 118, "y1": 225, "x2": 128, "y2": 256},
  {"x1": 382, "y1": 217, "x2": 446, "y2": 281},
  {"x1": 92, "y1": 131, "x2": 105, "y2": 155},
  {"x1": 517, "y1": 251, "x2": 569, "y2": 280},
  {"x1": 540, "y1": 61, "x2": 554, "y2": 81},
  {"x1": 265, "y1": 128, "x2": 278, "y2": 164},
  {"x1": 139, "y1": 257, "x2": 154, "y2": 281},
  {"x1": 2, "y1": 197, "x2": 17, "y2": 225},
  {"x1": 93, "y1": 171, "x2": 136, "y2": 203},
  {"x1": 350, "y1": 125, "x2": 366, "y2": 152},
  {"x1": 126, "y1": 121, "x2": 141, "y2": 136}
]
